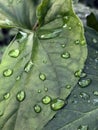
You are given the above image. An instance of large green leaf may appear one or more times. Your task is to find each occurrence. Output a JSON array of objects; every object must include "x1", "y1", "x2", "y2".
[
  {"x1": 0, "y1": 0, "x2": 87, "y2": 130},
  {"x1": 43, "y1": 25, "x2": 98, "y2": 130},
  {"x1": 0, "y1": 0, "x2": 41, "y2": 29}
]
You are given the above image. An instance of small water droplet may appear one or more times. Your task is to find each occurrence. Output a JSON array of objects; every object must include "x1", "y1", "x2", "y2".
[
  {"x1": 77, "y1": 125, "x2": 89, "y2": 130},
  {"x1": 40, "y1": 29, "x2": 62, "y2": 39},
  {"x1": 24, "y1": 61, "x2": 33, "y2": 73},
  {"x1": 68, "y1": 27, "x2": 72, "y2": 30},
  {"x1": 63, "y1": 24, "x2": 67, "y2": 28},
  {"x1": 3, "y1": 93, "x2": 10, "y2": 100},
  {"x1": 61, "y1": 44, "x2": 66, "y2": 48},
  {"x1": 78, "y1": 79, "x2": 91, "y2": 88},
  {"x1": 61, "y1": 52, "x2": 70, "y2": 59},
  {"x1": 74, "y1": 70, "x2": 87, "y2": 78},
  {"x1": 81, "y1": 40, "x2": 86, "y2": 45},
  {"x1": 93, "y1": 91, "x2": 98, "y2": 96},
  {"x1": 80, "y1": 92, "x2": 90, "y2": 100},
  {"x1": 93, "y1": 38, "x2": 97, "y2": 43},
  {"x1": 0, "y1": 110, "x2": 4, "y2": 116},
  {"x1": 34, "y1": 104, "x2": 41, "y2": 113},
  {"x1": 50, "y1": 98, "x2": 66, "y2": 111},
  {"x1": 44, "y1": 87, "x2": 48, "y2": 92},
  {"x1": 16, "y1": 91, "x2": 26, "y2": 102},
  {"x1": 42, "y1": 96, "x2": 51, "y2": 104},
  {"x1": 3, "y1": 69, "x2": 13, "y2": 77},
  {"x1": 8, "y1": 49, "x2": 20, "y2": 58},
  {"x1": 38, "y1": 89, "x2": 41, "y2": 93},
  {"x1": 65, "y1": 85, "x2": 71, "y2": 89},
  {"x1": 39, "y1": 73, "x2": 46, "y2": 81},
  {"x1": 16, "y1": 76, "x2": 21, "y2": 81},
  {"x1": 74, "y1": 40, "x2": 80, "y2": 45},
  {"x1": 72, "y1": 100, "x2": 78, "y2": 104},
  {"x1": 95, "y1": 58, "x2": 98, "y2": 64}
]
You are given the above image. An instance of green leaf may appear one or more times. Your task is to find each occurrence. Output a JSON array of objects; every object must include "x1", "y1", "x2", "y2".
[
  {"x1": 0, "y1": 0, "x2": 87, "y2": 130},
  {"x1": 0, "y1": 0, "x2": 41, "y2": 29},
  {"x1": 43, "y1": 27, "x2": 98, "y2": 130}
]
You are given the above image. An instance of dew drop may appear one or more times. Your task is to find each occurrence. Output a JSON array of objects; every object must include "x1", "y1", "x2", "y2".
[
  {"x1": 61, "y1": 44, "x2": 66, "y2": 48},
  {"x1": 50, "y1": 98, "x2": 66, "y2": 111},
  {"x1": 8, "y1": 49, "x2": 20, "y2": 58},
  {"x1": 16, "y1": 91, "x2": 26, "y2": 102},
  {"x1": 93, "y1": 38, "x2": 97, "y2": 43},
  {"x1": 93, "y1": 91, "x2": 98, "y2": 96},
  {"x1": 34, "y1": 104, "x2": 41, "y2": 113},
  {"x1": 81, "y1": 40, "x2": 86, "y2": 45},
  {"x1": 61, "y1": 52, "x2": 70, "y2": 59},
  {"x1": 78, "y1": 79, "x2": 91, "y2": 88},
  {"x1": 24, "y1": 61, "x2": 33, "y2": 73},
  {"x1": 38, "y1": 89, "x2": 41, "y2": 93},
  {"x1": 3, "y1": 93, "x2": 10, "y2": 100},
  {"x1": 74, "y1": 70, "x2": 87, "y2": 78},
  {"x1": 65, "y1": 85, "x2": 71, "y2": 89},
  {"x1": 16, "y1": 76, "x2": 21, "y2": 81},
  {"x1": 44, "y1": 87, "x2": 48, "y2": 92},
  {"x1": 68, "y1": 27, "x2": 72, "y2": 30},
  {"x1": 74, "y1": 40, "x2": 80, "y2": 45},
  {"x1": 77, "y1": 125, "x2": 89, "y2": 130},
  {"x1": 42, "y1": 96, "x2": 51, "y2": 104},
  {"x1": 63, "y1": 24, "x2": 67, "y2": 28},
  {"x1": 40, "y1": 29, "x2": 62, "y2": 39},
  {"x1": 3, "y1": 69, "x2": 13, "y2": 77},
  {"x1": 39, "y1": 73, "x2": 46, "y2": 81},
  {"x1": 80, "y1": 92, "x2": 90, "y2": 100}
]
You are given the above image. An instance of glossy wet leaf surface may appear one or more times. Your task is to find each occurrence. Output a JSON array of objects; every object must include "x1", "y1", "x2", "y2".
[
  {"x1": 43, "y1": 27, "x2": 98, "y2": 130},
  {"x1": 0, "y1": 0, "x2": 87, "y2": 130}
]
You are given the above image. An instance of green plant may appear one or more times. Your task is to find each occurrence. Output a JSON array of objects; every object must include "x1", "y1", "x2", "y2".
[{"x1": 0, "y1": 0, "x2": 97, "y2": 130}]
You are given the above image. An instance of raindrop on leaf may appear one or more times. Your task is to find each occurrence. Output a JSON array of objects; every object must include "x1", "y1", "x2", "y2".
[
  {"x1": 42, "y1": 96, "x2": 51, "y2": 104},
  {"x1": 39, "y1": 73, "x2": 46, "y2": 81},
  {"x1": 24, "y1": 61, "x2": 34, "y2": 73},
  {"x1": 34, "y1": 105, "x2": 41, "y2": 113},
  {"x1": 16, "y1": 91, "x2": 26, "y2": 102},
  {"x1": 61, "y1": 52, "x2": 70, "y2": 59},
  {"x1": 8, "y1": 49, "x2": 20, "y2": 58},
  {"x1": 3, "y1": 69, "x2": 13, "y2": 77},
  {"x1": 78, "y1": 79, "x2": 91, "y2": 88}
]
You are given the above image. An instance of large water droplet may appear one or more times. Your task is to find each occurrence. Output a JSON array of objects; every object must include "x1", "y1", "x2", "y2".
[
  {"x1": 61, "y1": 52, "x2": 70, "y2": 59},
  {"x1": 34, "y1": 104, "x2": 41, "y2": 113},
  {"x1": 3, "y1": 69, "x2": 13, "y2": 77},
  {"x1": 24, "y1": 61, "x2": 33, "y2": 73},
  {"x1": 3, "y1": 93, "x2": 10, "y2": 100},
  {"x1": 40, "y1": 29, "x2": 62, "y2": 39},
  {"x1": 93, "y1": 91, "x2": 98, "y2": 96},
  {"x1": 77, "y1": 125, "x2": 89, "y2": 130},
  {"x1": 78, "y1": 79, "x2": 91, "y2": 88},
  {"x1": 50, "y1": 98, "x2": 66, "y2": 111},
  {"x1": 8, "y1": 49, "x2": 20, "y2": 58},
  {"x1": 39, "y1": 73, "x2": 46, "y2": 81},
  {"x1": 16, "y1": 91, "x2": 26, "y2": 102},
  {"x1": 42, "y1": 96, "x2": 51, "y2": 104},
  {"x1": 80, "y1": 92, "x2": 90, "y2": 100}
]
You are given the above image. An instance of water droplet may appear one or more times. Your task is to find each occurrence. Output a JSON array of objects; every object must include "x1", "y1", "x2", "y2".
[
  {"x1": 65, "y1": 85, "x2": 71, "y2": 89},
  {"x1": 50, "y1": 98, "x2": 66, "y2": 111},
  {"x1": 74, "y1": 70, "x2": 87, "y2": 78},
  {"x1": 63, "y1": 24, "x2": 67, "y2": 28},
  {"x1": 81, "y1": 40, "x2": 86, "y2": 45},
  {"x1": 3, "y1": 69, "x2": 13, "y2": 77},
  {"x1": 38, "y1": 89, "x2": 41, "y2": 93},
  {"x1": 63, "y1": 16, "x2": 69, "y2": 22},
  {"x1": 93, "y1": 91, "x2": 98, "y2": 96},
  {"x1": 77, "y1": 125, "x2": 89, "y2": 130},
  {"x1": 78, "y1": 79, "x2": 91, "y2": 88},
  {"x1": 16, "y1": 91, "x2": 26, "y2": 102},
  {"x1": 68, "y1": 27, "x2": 72, "y2": 30},
  {"x1": 80, "y1": 92, "x2": 90, "y2": 100},
  {"x1": 74, "y1": 40, "x2": 80, "y2": 45},
  {"x1": 24, "y1": 61, "x2": 33, "y2": 73},
  {"x1": 16, "y1": 76, "x2": 21, "y2": 81},
  {"x1": 44, "y1": 87, "x2": 48, "y2": 92},
  {"x1": 3, "y1": 93, "x2": 10, "y2": 100},
  {"x1": 39, "y1": 73, "x2": 46, "y2": 81},
  {"x1": 95, "y1": 58, "x2": 98, "y2": 64},
  {"x1": 61, "y1": 52, "x2": 70, "y2": 59},
  {"x1": 0, "y1": 110, "x2": 3, "y2": 116},
  {"x1": 42, "y1": 96, "x2": 51, "y2": 104},
  {"x1": 61, "y1": 44, "x2": 66, "y2": 48},
  {"x1": 40, "y1": 29, "x2": 62, "y2": 39},
  {"x1": 8, "y1": 49, "x2": 20, "y2": 58},
  {"x1": 34, "y1": 104, "x2": 41, "y2": 113},
  {"x1": 93, "y1": 38, "x2": 97, "y2": 43}
]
